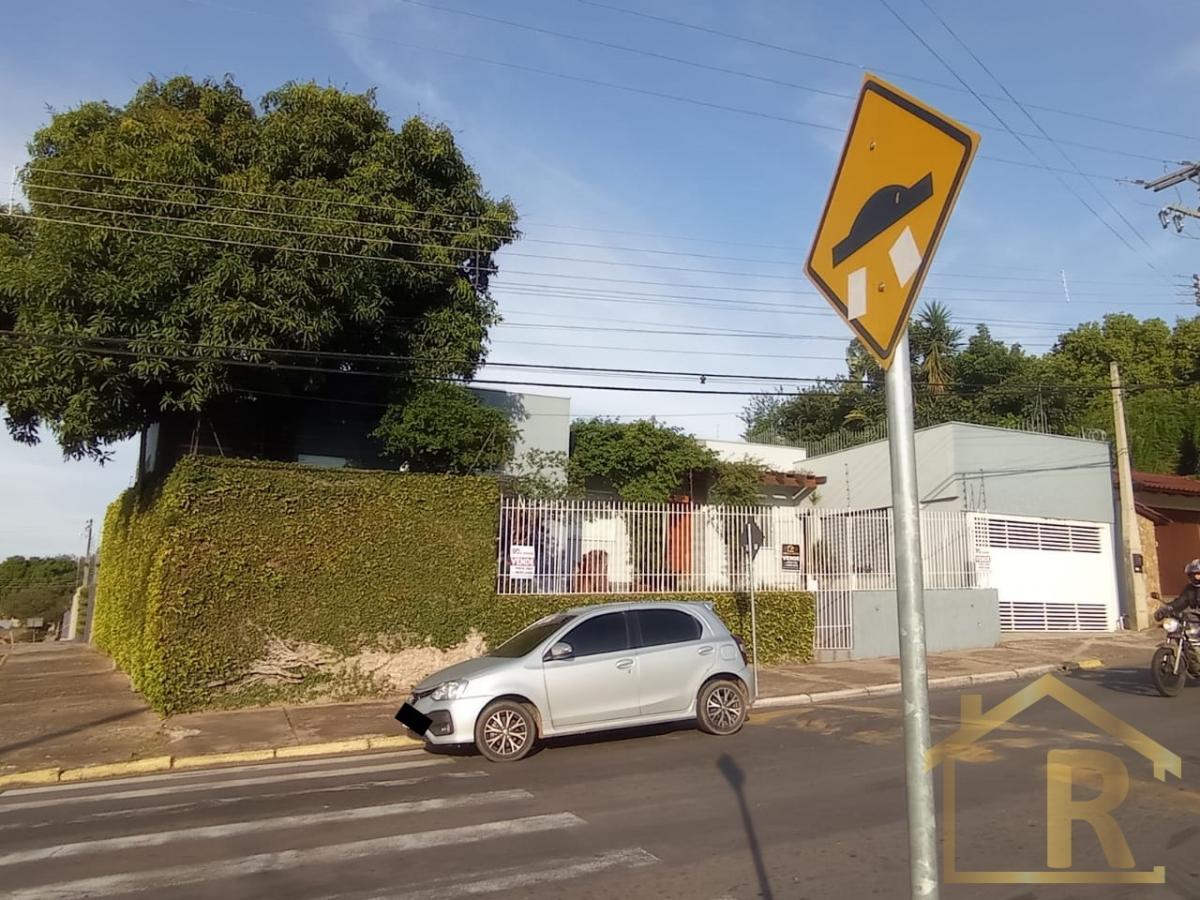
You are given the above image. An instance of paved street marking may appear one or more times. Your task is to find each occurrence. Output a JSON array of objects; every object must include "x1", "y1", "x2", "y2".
[
  {"x1": 0, "y1": 789, "x2": 533, "y2": 866},
  {"x1": 0, "y1": 771, "x2": 489, "y2": 833},
  {"x1": 378, "y1": 848, "x2": 660, "y2": 899},
  {"x1": 0, "y1": 758, "x2": 448, "y2": 812},
  {"x1": 6, "y1": 813, "x2": 586, "y2": 900},
  {"x1": 0, "y1": 751, "x2": 421, "y2": 797}
]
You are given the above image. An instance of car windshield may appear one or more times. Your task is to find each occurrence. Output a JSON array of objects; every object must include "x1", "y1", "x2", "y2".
[{"x1": 488, "y1": 614, "x2": 575, "y2": 658}]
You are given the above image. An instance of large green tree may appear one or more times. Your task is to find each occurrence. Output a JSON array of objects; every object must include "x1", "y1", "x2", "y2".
[
  {"x1": 0, "y1": 555, "x2": 76, "y2": 621},
  {"x1": 569, "y1": 418, "x2": 717, "y2": 502},
  {"x1": 740, "y1": 304, "x2": 1200, "y2": 474},
  {"x1": 1044, "y1": 314, "x2": 1200, "y2": 473},
  {"x1": 0, "y1": 76, "x2": 518, "y2": 461},
  {"x1": 568, "y1": 418, "x2": 766, "y2": 504},
  {"x1": 372, "y1": 383, "x2": 516, "y2": 474}
]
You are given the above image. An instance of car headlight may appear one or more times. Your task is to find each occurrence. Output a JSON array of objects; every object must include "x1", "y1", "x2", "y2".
[
  {"x1": 1163, "y1": 617, "x2": 1181, "y2": 633},
  {"x1": 430, "y1": 680, "x2": 469, "y2": 701}
]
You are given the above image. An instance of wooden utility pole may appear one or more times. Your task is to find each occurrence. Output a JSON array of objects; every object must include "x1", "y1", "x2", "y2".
[{"x1": 1111, "y1": 362, "x2": 1147, "y2": 628}]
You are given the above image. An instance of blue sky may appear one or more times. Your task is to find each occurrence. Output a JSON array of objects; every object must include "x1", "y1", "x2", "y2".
[{"x1": 1, "y1": 0, "x2": 1198, "y2": 556}]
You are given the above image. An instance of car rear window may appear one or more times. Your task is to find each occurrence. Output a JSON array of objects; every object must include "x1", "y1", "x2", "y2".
[{"x1": 635, "y1": 608, "x2": 703, "y2": 647}]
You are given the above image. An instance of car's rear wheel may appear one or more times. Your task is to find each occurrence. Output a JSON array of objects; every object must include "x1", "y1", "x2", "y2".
[
  {"x1": 697, "y1": 678, "x2": 747, "y2": 735},
  {"x1": 475, "y1": 700, "x2": 537, "y2": 762}
]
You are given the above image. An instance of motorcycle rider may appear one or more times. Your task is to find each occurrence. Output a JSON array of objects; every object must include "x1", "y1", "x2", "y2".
[{"x1": 1154, "y1": 559, "x2": 1200, "y2": 621}]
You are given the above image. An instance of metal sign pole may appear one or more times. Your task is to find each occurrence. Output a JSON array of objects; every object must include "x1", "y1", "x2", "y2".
[
  {"x1": 740, "y1": 519, "x2": 764, "y2": 698},
  {"x1": 749, "y1": 571, "x2": 759, "y2": 698},
  {"x1": 885, "y1": 331, "x2": 939, "y2": 899}
]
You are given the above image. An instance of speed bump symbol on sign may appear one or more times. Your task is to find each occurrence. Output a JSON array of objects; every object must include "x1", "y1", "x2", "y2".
[{"x1": 805, "y1": 75, "x2": 980, "y2": 367}]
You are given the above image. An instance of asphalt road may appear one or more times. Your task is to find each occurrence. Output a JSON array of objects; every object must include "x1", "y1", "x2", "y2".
[{"x1": 2, "y1": 663, "x2": 1199, "y2": 899}]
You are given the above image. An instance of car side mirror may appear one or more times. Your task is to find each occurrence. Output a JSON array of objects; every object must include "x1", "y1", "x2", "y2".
[{"x1": 545, "y1": 641, "x2": 574, "y2": 662}]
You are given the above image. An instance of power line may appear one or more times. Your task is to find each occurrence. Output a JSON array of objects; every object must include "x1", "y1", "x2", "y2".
[
  {"x1": 25, "y1": 197, "x2": 803, "y2": 282},
  {"x1": 0, "y1": 213, "x2": 807, "y2": 294},
  {"x1": 913, "y1": 0, "x2": 1157, "y2": 255},
  {"x1": 22, "y1": 180, "x2": 806, "y2": 267},
  {"x1": 24, "y1": 166, "x2": 517, "y2": 230},
  {"x1": 0, "y1": 329, "x2": 861, "y2": 385},
  {"x1": 0, "y1": 333, "x2": 828, "y2": 396},
  {"x1": 497, "y1": 290, "x2": 1189, "y2": 337},
  {"x1": 498, "y1": 339, "x2": 850, "y2": 363},
  {"x1": 395, "y1": 0, "x2": 1173, "y2": 166},
  {"x1": 7, "y1": 330, "x2": 1200, "y2": 397},
  {"x1": 24, "y1": 166, "x2": 804, "y2": 252},
  {"x1": 571, "y1": 0, "x2": 1200, "y2": 143},
  {"x1": 876, "y1": 0, "x2": 1172, "y2": 283},
  {"x1": 8, "y1": 206, "x2": 1188, "y2": 305},
  {"x1": 34, "y1": 179, "x2": 1186, "y2": 282},
  {"x1": 165, "y1": 0, "x2": 1142, "y2": 184},
  {"x1": 24, "y1": 170, "x2": 1183, "y2": 284},
  {"x1": 231, "y1": 388, "x2": 746, "y2": 420}
]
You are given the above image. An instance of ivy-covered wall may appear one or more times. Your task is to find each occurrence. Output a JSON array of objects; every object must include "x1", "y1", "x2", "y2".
[{"x1": 96, "y1": 457, "x2": 814, "y2": 714}]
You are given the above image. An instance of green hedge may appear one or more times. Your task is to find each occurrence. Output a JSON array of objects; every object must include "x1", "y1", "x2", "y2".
[{"x1": 96, "y1": 457, "x2": 814, "y2": 713}]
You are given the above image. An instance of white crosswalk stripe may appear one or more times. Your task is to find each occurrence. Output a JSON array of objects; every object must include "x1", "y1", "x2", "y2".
[
  {"x1": 0, "y1": 756, "x2": 448, "y2": 811},
  {"x1": 0, "y1": 751, "x2": 416, "y2": 797},
  {"x1": 378, "y1": 848, "x2": 660, "y2": 899},
  {"x1": 0, "y1": 770, "x2": 488, "y2": 834},
  {"x1": 0, "y1": 788, "x2": 533, "y2": 865},
  {"x1": 7, "y1": 813, "x2": 586, "y2": 900},
  {"x1": 0, "y1": 753, "x2": 661, "y2": 899}
]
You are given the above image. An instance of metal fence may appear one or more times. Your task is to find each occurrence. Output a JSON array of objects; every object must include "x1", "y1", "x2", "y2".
[{"x1": 496, "y1": 498, "x2": 986, "y2": 650}]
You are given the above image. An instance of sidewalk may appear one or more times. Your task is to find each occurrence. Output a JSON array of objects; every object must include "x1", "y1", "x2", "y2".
[
  {"x1": 755, "y1": 630, "x2": 1156, "y2": 701},
  {"x1": 0, "y1": 631, "x2": 1157, "y2": 782}
]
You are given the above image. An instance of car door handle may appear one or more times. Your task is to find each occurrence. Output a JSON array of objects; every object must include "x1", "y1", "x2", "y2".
[
  {"x1": 616, "y1": 658, "x2": 635, "y2": 670},
  {"x1": 698, "y1": 646, "x2": 714, "y2": 656}
]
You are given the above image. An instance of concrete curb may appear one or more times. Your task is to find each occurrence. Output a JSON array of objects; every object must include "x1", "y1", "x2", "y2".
[
  {"x1": 0, "y1": 658, "x2": 1108, "y2": 788},
  {"x1": 751, "y1": 661, "x2": 1082, "y2": 711},
  {"x1": 0, "y1": 733, "x2": 423, "y2": 790}
]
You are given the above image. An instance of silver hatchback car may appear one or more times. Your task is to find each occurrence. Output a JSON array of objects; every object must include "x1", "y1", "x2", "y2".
[{"x1": 397, "y1": 601, "x2": 754, "y2": 762}]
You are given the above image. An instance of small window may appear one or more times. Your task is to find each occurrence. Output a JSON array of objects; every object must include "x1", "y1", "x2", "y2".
[
  {"x1": 563, "y1": 612, "x2": 629, "y2": 657},
  {"x1": 635, "y1": 609, "x2": 703, "y2": 647}
]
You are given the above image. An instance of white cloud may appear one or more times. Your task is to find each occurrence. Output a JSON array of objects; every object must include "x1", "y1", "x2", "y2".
[
  {"x1": 327, "y1": 0, "x2": 453, "y2": 120},
  {"x1": 1163, "y1": 38, "x2": 1200, "y2": 80}
]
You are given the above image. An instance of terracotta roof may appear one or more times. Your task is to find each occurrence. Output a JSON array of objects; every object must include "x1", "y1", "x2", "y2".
[
  {"x1": 1135, "y1": 502, "x2": 1171, "y2": 525},
  {"x1": 1130, "y1": 470, "x2": 1200, "y2": 498},
  {"x1": 761, "y1": 471, "x2": 827, "y2": 489}
]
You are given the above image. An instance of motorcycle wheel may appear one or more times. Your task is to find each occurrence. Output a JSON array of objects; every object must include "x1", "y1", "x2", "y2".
[{"x1": 1151, "y1": 646, "x2": 1186, "y2": 697}]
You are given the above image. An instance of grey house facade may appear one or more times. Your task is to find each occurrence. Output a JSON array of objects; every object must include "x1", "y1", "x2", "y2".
[
  {"x1": 804, "y1": 423, "x2": 1120, "y2": 658},
  {"x1": 810, "y1": 422, "x2": 1113, "y2": 524}
]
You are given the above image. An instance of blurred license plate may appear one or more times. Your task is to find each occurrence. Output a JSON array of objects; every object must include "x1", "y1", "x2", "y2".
[{"x1": 394, "y1": 702, "x2": 432, "y2": 737}]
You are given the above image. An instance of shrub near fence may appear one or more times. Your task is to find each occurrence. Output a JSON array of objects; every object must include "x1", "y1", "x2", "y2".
[{"x1": 95, "y1": 457, "x2": 814, "y2": 713}]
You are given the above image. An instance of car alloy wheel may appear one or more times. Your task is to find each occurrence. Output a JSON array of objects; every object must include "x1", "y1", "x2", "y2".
[
  {"x1": 475, "y1": 700, "x2": 537, "y2": 762},
  {"x1": 698, "y1": 679, "x2": 747, "y2": 735}
]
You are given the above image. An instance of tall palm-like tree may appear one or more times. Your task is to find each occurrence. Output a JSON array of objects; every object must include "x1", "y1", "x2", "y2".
[{"x1": 914, "y1": 301, "x2": 963, "y2": 395}]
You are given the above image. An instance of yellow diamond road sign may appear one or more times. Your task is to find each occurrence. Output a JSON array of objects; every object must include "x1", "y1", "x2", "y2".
[{"x1": 805, "y1": 75, "x2": 980, "y2": 367}]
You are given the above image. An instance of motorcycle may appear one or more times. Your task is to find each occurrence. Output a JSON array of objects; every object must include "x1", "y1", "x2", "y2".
[{"x1": 1151, "y1": 600, "x2": 1200, "y2": 697}]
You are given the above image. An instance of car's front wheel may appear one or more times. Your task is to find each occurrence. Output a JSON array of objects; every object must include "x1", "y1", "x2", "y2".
[
  {"x1": 697, "y1": 678, "x2": 748, "y2": 735},
  {"x1": 474, "y1": 700, "x2": 537, "y2": 762}
]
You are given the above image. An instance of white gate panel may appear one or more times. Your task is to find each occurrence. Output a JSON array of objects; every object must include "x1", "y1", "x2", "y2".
[{"x1": 980, "y1": 515, "x2": 1118, "y2": 631}]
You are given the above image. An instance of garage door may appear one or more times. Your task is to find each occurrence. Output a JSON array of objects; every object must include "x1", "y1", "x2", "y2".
[{"x1": 980, "y1": 515, "x2": 1118, "y2": 632}]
